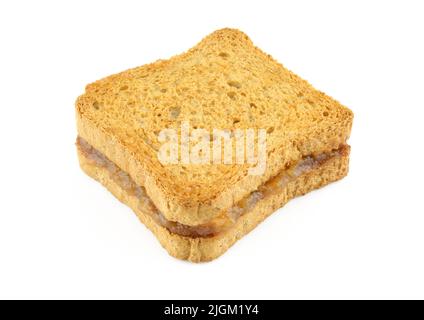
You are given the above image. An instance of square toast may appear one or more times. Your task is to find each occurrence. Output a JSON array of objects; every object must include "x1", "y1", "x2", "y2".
[{"x1": 76, "y1": 28, "x2": 353, "y2": 262}]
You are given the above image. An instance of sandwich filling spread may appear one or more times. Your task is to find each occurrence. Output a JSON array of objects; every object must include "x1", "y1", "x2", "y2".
[{"x1": 77, "y1": 137, "x2": 347, "y2": 238}]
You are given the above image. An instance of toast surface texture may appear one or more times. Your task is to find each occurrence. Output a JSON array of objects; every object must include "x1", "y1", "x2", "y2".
[
  {"x1": 76, "y1": 28, "x2": 353, "y2": 226},
  {"x1": 77, "y1": 146, "x2": 350, "y2": 262}
]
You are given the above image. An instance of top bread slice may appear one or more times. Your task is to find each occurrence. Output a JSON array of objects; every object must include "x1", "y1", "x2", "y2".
[{"x1": 76, "y1": 28, "x2": 353, "y2": 226}]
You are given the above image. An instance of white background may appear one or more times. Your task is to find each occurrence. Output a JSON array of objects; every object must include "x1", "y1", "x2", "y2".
[{"x1": 0, "y1": 0, "x2": 423, "y2": 300}]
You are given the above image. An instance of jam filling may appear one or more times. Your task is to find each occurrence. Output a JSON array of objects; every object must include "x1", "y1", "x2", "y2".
[{"x1": 77, "y1": 137, "x2": 345, "y2": 238}]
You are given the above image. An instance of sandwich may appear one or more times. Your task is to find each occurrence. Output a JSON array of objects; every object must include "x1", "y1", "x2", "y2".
[{"x1": 75, "y1": 28, "x2": 353, "y2": 262}]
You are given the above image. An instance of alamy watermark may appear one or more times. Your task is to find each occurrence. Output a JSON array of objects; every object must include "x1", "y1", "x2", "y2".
[{"x1": 157, "y1": 121, "x2": 267, "y2": 176}]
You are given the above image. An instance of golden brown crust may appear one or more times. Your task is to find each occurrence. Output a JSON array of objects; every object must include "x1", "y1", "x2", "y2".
[
  {"x1": 77, "y1": 145, "x2": 350, "y2": 262},
  {"x1": 76, "y1": 28, "x2": 353, "y2": 226}
]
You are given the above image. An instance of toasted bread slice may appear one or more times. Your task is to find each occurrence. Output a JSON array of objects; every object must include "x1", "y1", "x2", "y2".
[
  {"x1": 76, "y1": 28, "x2": 353, "y2": 226},
  {"x1": 77, "y1": 140, "x2": 350, "y2": 262}
]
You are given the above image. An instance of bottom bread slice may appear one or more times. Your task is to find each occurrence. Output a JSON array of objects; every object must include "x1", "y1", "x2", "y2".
[{"x1": 77, "y1": 146, "x2": 350, "y2": 262}]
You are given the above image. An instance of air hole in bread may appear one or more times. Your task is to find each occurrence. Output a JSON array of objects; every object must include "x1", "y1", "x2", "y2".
[
  {"x1": 219, "y1": 52, "x2": 229, "y2": 58},
  {"x1": 161, "y1": 88, "x2": 167, "y2": 93},
  {"x1": 227, "y1": 91, "x2": 236, "y2": 99},
  {"x1": 233, "y1": 118, "x2": 241, "y2": 125},
  {"x1": 169, "y1": 107, "x2": 181, "y2": 120},
  {"x1": 250, "y1": 102, "x2": 257, "y2": 109},
  {"x1": 120, "y1": 85, "x2": 129, "y2": 91},
  {"x1": 306, "y1": 99, "x2": 314, "y2": 106},
  {"x1": 323, "y1": 111, "x2": 329, "y2": 117},
  {"x1": 93, "y1": 101, "x2": 100, "y2": 110},
  {"x1": 267, "y1": 127, "x2": 275, "y2": 134},
  {"x1": 227, "y1": 81, "x2": 241, "y2": 89}
]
